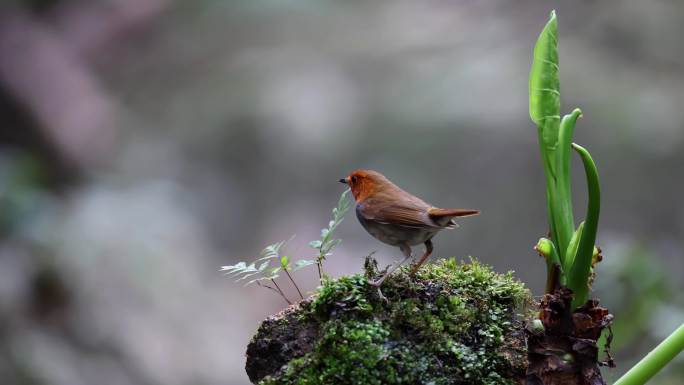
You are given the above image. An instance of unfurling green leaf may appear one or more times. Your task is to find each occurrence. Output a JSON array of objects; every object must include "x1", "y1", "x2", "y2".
[
  {"x1": 529, "y1": 10, "x2": 564, "y2": 275},
  {"x1": 568, "y1": 143, "x2": 601, "y2": 308},
  {"x1": 563, "y1": 221, "x2": 584, "y2": 273},
  {"x1": 554, "y1": 108, "x2": 583, "y2": 259},
  {"x1": 530, "y1": 10, "x2": 560, "y2": 137}
]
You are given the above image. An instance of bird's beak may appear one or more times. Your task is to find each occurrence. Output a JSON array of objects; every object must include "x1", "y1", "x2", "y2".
[{"x1": 339, "y1": 178, "x2": 348, "y2": 185}]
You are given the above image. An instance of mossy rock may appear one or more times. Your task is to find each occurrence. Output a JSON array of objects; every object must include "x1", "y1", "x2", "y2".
[{"x1": 246, "y1": 258, "x2": 532, "y2": 385}]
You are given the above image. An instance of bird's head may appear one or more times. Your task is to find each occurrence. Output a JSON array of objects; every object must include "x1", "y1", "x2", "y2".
[{"x1": 339, "y1": 169, "x2": 391, "y2": 201}]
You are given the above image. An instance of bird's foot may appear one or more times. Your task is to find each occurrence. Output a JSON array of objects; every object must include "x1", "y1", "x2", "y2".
[{"x1": 408, "y1": 262, "x2": 423, "y2": 277}]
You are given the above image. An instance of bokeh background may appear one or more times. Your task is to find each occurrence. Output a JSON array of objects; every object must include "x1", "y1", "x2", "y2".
[{"x1": 1, "y1": 1, "x2": 682, "y2": 384}]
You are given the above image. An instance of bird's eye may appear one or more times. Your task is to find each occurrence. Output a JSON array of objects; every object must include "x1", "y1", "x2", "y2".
[{"x1": 351, "y1": 175, "x2": 358, "y2": 184}]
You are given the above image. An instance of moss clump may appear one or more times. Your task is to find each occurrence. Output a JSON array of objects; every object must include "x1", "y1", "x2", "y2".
[{"x1": 247, "y1": 258, "x2": 531, "y2": 385}]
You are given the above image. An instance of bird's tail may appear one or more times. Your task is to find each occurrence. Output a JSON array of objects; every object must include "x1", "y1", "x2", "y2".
[
  {"x1": 428, "y1": 208, "x2": 479, "y2": 228},
  {"x1": 428, "y1": 208, "x2": 480, "y2": 218}
]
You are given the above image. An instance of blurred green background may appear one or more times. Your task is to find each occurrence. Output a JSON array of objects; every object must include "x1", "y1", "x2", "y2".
[{"x1": 0, "y1": 1, "x2": 682, "y2": 384}]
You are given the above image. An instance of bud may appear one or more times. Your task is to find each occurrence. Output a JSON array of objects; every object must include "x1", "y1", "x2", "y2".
[{"x1": 535, "y1": 238, "x2": 554, "y2": 258}]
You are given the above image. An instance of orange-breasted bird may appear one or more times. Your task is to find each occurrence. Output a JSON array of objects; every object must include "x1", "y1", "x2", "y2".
[{"x1": 340, "y1": 169, "x2": 479, "y2": 287}]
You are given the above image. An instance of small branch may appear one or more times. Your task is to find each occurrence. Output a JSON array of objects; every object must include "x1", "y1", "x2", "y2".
[
  {"x1": 316, "y1": 260, "x2": 323, "y2": 282},
  {"x1": 614, "y1": 323, "x2": 684, "y2": 385},
  {"x1": 256, "y1": 281, "x2": 279, "y2": 294},
  {"x1": 284, "y1": 270, "x2": 304, "y2": 300},
  {"x1": 270, "y1": 279, "x2": 292, "y2": 305},
  {"x1": 256, "y1": 281, "x2": 291, "y2": 305}
]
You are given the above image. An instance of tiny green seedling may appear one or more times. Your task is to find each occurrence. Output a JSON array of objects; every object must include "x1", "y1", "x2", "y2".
[
  {"x1": 309, "y1": 188, "x2": 352, "y2": 281},
  {"x1": 221, "y1": 189, "x2": 351, "y2": 304}
]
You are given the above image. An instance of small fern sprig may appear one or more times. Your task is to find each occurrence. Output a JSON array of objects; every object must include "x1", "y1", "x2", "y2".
[
  {"x1": 221, "y1": 238, "x2": 308, "y2": 304},
  {"x1": 221, "y1": 190, "x2": 351, "y2": 303},
  {"x1": 308, "y1": 189, "x2": 351, "y2": 281}
]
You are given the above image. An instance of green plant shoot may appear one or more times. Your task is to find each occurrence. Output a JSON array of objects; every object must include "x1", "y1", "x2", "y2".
[
  {"x1": 309, "y1": 189, "x2": 351, "y2": 281},
  {"x1": 221, "y1": 239, "x2": 295, "y2": 304},
  {"x1": 221, "y1": 189, "x2": 351, "y2": 303},
  {"x1": 529, "y1": 10, "x2": 602, "y2": 308}
]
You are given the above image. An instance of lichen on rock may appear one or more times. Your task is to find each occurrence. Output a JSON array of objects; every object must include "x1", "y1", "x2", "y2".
[{"x1": 246, "y1": 258, "x2": 532, "y2": 385}]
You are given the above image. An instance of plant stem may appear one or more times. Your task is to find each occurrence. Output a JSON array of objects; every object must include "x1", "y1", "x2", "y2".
[
  {"x1": 613, "y1": 323, "x2": 684, "y2": 385},
  {"x1": 256, "y1": 281, "x2": 291, "y2": 305},
  {"x1": 270, "y1": 279, "x2": 292, "y2": 305},
  {"x1": 545, "y1": 262, "x2": 562, "y2": 294},
  {"x1": 317, "y1": 259, "x2": 323, "y2": 282},
  {"x1": 284, "y1": 270, "x2": 304, "y2": 299}
]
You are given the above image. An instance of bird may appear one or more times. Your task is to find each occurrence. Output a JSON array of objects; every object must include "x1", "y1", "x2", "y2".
[{"x1": 339, "y1": 169, "x2": 479, "y2": 287}]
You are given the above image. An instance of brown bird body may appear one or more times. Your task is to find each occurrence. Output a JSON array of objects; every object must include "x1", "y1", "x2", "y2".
[{"x1": 340, "y1": 169, "x2": 479, "y2": 287}]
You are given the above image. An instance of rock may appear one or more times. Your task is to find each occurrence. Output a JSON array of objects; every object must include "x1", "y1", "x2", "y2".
[{"x1": 246, "y1": 258, "x2": 531, "y2": 385}]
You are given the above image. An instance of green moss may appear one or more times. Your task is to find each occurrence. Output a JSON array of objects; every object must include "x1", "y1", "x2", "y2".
[{"x1": 256, "y1": 258, "x2": 531, "y2": 385}]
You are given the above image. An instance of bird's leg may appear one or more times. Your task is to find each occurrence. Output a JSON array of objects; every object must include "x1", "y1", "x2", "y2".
[
  {"x1": 409, "y1": 239, "x2": 433, "y2": 276},
  {"x1": 369, "y1": 244, "x2": 412, "y2": 290}
]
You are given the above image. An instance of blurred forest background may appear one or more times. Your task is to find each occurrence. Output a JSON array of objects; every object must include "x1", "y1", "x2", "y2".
[{"x1": 1, "y1": 1, "x2": 683, "y2": 384}]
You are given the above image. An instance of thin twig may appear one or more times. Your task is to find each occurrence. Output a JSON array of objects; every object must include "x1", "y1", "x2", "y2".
[
  {"x1": 256, "y1": 281, "x2": 290, "y2": 305},
  {"x1": 270, "y1": 279, "x2": 292, "y2": 305},
  {"x1": 256, "y1": 281, "x2": 279, "y2": 294},
  {"x1": 284, "y1": 269, "x2": 304, "y2": 299}
]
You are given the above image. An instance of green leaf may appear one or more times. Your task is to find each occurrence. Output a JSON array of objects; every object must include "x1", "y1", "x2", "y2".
[
  {"x1": 220, "y1": 261, "x2": 247, "y2": 275},
  {"x1": 529, "y1": 10, "x2": 563, "y2": 270},
  {"x1": 530, "y1": 10, "x2": 560, "y2": 153},
  {"x1": 245, "y1": 276, "x2": 270, "y2": 286},
  {"x1": 554, "y1": 108, "x2": 582, "y2": 258},
  {"x1": 322, "y1": 238, "x2": 342, "y2": 254},
  {"x1": 258, "y1": 261, "x2": 270, "y2": 271},
  {"x1": 235, "y1": 263, "x2": 260, "y2": 281},
  {"x1": 309, "y1": 189, "x2": 351, "y2": 264},
  {"x1": 260, "y1": 241, "x2": 284, "y2": 260},
  {"x1": 568, "y1": 143, "x2": 601, "y2": 308},
  {"x1": 293, "y1": 259, "x2": 317, "y2": 271},
  {"x1": 563, "y1": 221, "x2": 584, "y2": 273},
  {"x1": 308, "y1": 240, "x2": 322, "y2": 249},
  {"x1": 257, "y1": 236, "x2": 295, "y2": 262},
  {"x1": 269, "y1": 266, "x2": 282, "y2": 276}
]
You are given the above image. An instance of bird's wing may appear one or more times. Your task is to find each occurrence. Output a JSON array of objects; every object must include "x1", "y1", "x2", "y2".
[{"x1": 357, "y1": 199, "x2": 438, "y2": 229}]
